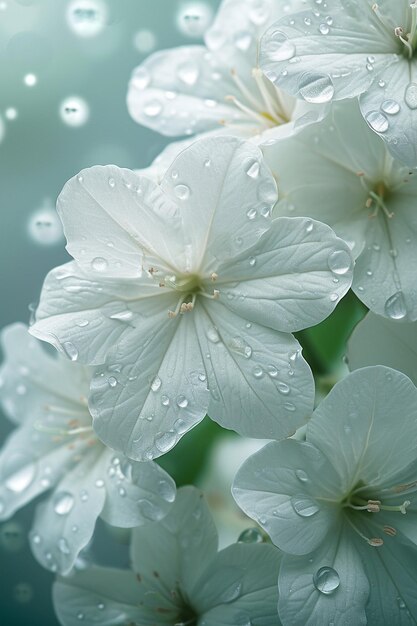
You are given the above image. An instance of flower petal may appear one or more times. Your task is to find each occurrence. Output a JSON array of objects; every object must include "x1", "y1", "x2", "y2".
[
  {"x1": 0, "y1": 323, "x2": 89, "y2": 425},
  {"x1": 194, "y1": 301, "x2": 314, "y2": 439},
  {"x1": 160, "y1": 135, "x2": 277, "y2": 273},
  {"x1": 307, "y1": 366, "x2": 417, "y2": 493},
  {"x1": 360, "y1": 58, "x2": 417, "y2": 166},
  {"x1": 90, "y1": 310, "x2": 210, "y2": 461},
  {"x1": 130, "y1": 486, "x2": 218, "y2": 595},
  {"x1": 348, "y1": 312, "x2": 417, "y2": 385},
  {"x1": 192, "y1": 543, "x2": 281, "y2": 625},
  {"x1": 57, "y1": 165, "x2": 187, "y2": 277},
  {"x1": 100, "y1": 451, "x2": 176, "y2": 527},
  {"x1": 278, "y1": 522, "x2": 369, "y2": 626},
  {"x1": 127, "y1": 46, "x2": 246, "y2": 136},
  {"x1": 53, "y1": 567, "x2": 154, "y2": 626},
  {"x1": 260, "y1": 5, "x2": 398, "y2": 103},
  {"x1": 217, "y1": 217, "x2": 353, "y2": 332},
  {"x1": 30, "y1": 448, "x2": 106, "y2": 574},
  {"x1": 233, "y1": 439, "x2": 341, "y2": 555},
  {"x1": 31, "y1": 261, "x2": 176, "y2": 366}
]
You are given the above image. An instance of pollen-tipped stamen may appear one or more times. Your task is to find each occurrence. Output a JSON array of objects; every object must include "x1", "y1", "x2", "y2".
[
  {"x1": 225, "y1": 95, "x2": 268, "y2": 125},
  {"x1": 252, "y1": 68, "x2": 286, "y2": 125}
]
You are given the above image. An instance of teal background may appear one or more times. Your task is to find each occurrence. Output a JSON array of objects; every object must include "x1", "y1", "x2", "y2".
[{"x1": 0, "y1": 1, "x2": 220, "y2": 624}]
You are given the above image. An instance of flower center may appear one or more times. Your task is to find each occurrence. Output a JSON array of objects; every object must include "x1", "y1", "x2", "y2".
[
  {"x1": 365, "y1": 180, "x2": 394, "y2": 219},
  {"x1": 149, "y1": 269, "x2": 220, "y2": 318},
  {"x1": 342, "y1": 480, "x2": 414, "y2": 547},
  {"x1": 223, "y1": 66, "x2": 293, "y2": 130},
  {"x1": 372, "y1": 2, "x2": 417, "y2": 58}
]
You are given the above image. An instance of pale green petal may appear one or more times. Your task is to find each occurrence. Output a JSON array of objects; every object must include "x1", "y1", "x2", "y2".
[
  {"x1": 58, "y1": 165, "x2": 185, "y2": 276},
  {"x1": 348, "y1": 312, "x2": 417, "y2": 385},
  {"x1": 31, "y1": 261, "x2": 177, "y2": 366},
  {"x1": 232, "y1": 439, "x2": 341, "y2": 555},
  {"x1": 127, "y1": 46, "x2": 247, "y2": 136},
  {"x1": 0, "y1": 323, "x2": 90, "y2": 425},
  {"x1": 130, "y1": 486, "x2": 218, "y2": 595},
  {"x1": 194, "y1": 301, "x2": 314, "y2": 440},
  {"x1": 53, "y1": 567, "x2": 157, "y2": 626},
  {"x1": 90, "y1": 309, "x2": 210, "y2": 461},
  {"x1": 160, "y1": 136, "x2": 277, "y2": 274},
  {"x1": 307, "y1": 366, "x2": 417, "y2": 493},
  {"x1": 99, "y1": 451, "x2": 176, "y2": 527},
  {"x1": 278, "y1": 521, "x2": 369, "y2": 626},
  {"x1": 216, "y1": 216, "x2": 353, "y2": 332},
  {"x1": 30, "y1": 448, "x2": 106, "y2": 574},
  {"x1": 193, "y1": 543, "x2": 281, "y2": 625},
  {"x1": 260, "y1": 4, "x2": 398, "y2": 103}
]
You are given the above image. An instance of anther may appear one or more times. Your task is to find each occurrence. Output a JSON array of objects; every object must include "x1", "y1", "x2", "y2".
[
  {"x1": 368, "y1": 537, "x2": 384, "y2": 547},
  {"x1": 213, "y1": 289, "x2": 220, "y2": 299},
  {"x1": 383, "y1": 525, "x2": 397, "y2": 536},
  {"x1": 367, "y1": 499, "x2": 381, "y2": 513},
  {"x1": 210, "y1": 272, "x2": 218, "y2": 281}
]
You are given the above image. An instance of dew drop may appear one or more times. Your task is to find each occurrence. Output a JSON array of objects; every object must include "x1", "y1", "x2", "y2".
[
  {"x1": 53, "y1": 492, "x2": 75, "y2": 516},
  {"x1": 405, "y1": 82, "x2": 417, "y2": 109},
  {"x1": 277, "y1": 382, "x2": 290, "y2": 395},
  {"x1": 384, "y1": 291, "x2": 407, "y2": 320},
  {"x1": 5, "y1": 461, "x2": 36, "y2": 494},
  {"x1": 158, "y1": 480, "x2": 175, "y2": 502},
  {"x1": 108, "y1": 376, "x2": 117, "y2": 388},
  {"x1": 295, "y1": 469, "x2": 309, "y2": 483},
  {"x1": 161, "y1": 395, "x2": 170, "y2": 406},
  {"x1": 58, "y1": 538, "x2": 70, "y2": 555},
  {"x1": 248, "y1": 256, "x2": 256, "y2": 267},
  {"x1": 207, "y1": 326, "x2": 221, "y2": 343},
  {"x1": 327, "y1": 250, "x2": 352, "y2": 275},
  {"x1": 60, "y1": 96, "x2": 90, "y2": 127},
  {"x1": 144, "y1": 99, "x2": 163, "y2": 117},
  {"x1": 238, "y1": 528, "x2": 264, "y2": 543},
  {"x1": 176, "y1": 395, "x2": 189, "y2": 408},
  {"x1": 267, "y1": 30, "x2": 296, "y2": 61},
  {"x1": 253, "y1": 365, "x2": 264, "y2": 379},
  {"x1": 313, "y1": 566, "x2": 340, "y2": 595},
  {"x1": 366, "y1": 110, "x2": 389, "y2": 133},
  {"x1": 177, "y1": 60, "x2": 199, "y2": 85},
  {"x1": 245, "y1": 159, "x2": 260, "y2": 179},
  {"x1": 298, "y1": 72, "x2": 334, "y2": 104},
  {"x1": 284, "y1": 401, "x2": 296, "y2": 412},
  {"x1": 175, "y1": 184, "x2": 191, "y2": 200},
  {"x1": 246, "y1": 208, "x2": 257, "y2": 220},
  {"x1": 291, "y1": 495, "x2": 319, "y2": 517},
  {"x1": 132, "y1": 67, "x2": 151, "y2": 89},
  {"x1": 151, "y1": 376, "x2": 162, "y2": 392},
  {"x1": 267, "y1": 365, "x2": 278, "y2": 378},
  {"x1": 155, "y1": 430, "x2": 177, "y2": 453},
  {"x1": 381, "y1": 99, "x2": 400, "y2": 115},
  {"x1": 91, "y1": 256, "x2": 108, "y2": 271},
  {"x1": 319, "y1": 23, "x2": 329, "y2": 34},
  {"x1": 95, "y1": 479, "x2": 104, "y2": 488}
]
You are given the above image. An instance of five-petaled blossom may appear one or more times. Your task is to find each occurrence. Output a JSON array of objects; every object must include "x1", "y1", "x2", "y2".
[
  {"x1": 268, "y1": 100, "x2": 417, "y2": 321},
  {"x1": 127, "y1": 0, "x2": 320, "y2": 148},
  {"x1": 53, "y1": 486, "x2": 282, "y2": 626},
  {"x1": 30, "y1": 136, "x2": 353, "y2": 461},
  {"x1": 233, "y1": 366, "x2": 417, "y2": 625},
  {"x1": 0, "y1": 324, "x2": 176, "y2": 574},
  {"x1": 260, "y1": 0, "x2": 417, "y2": 166}
]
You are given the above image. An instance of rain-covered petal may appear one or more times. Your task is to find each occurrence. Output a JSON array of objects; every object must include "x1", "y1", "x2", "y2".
[
  {"x1": 233, "y1": 439, "x2": 341, "y2": 555},
  {"x1": 99, "y1": 450, "x2": 176, "y2": 527},
  {"x1": 57, "y1": 165, "x2": 187, "y2": 277},
  {"x1": 260, "y1": 4, "x2": 398, "y2": 103},
  {"x1": 307, "y1": 366, "x2": 417, "y2": 493},
  {"x1": 348, "y1": 312, "x2": 417, "y2": 385},
  {"x1": 90, "y1": 309, "x2": 210, "y2": 461},
  {"x1": 54, "y1": 567, "x2": 152, "y2": 626},
  {"x1": 31, "y1": 261, "x2": 178, "y2": 366},
  {"x1": 194, "y1": 301, "x2": 314, "y2": 439},
  {"x1": 160, "y1": 135, "x2": 277, "y2": 272},
  {"x1": 278, "y1": 522, "x2": 369, "y2": 626},
  {"x1": 30, "y1": 448, "x2": 106, "y2": 574},
  {"x1": 192, "y1": 542, "x2": 281, "y2": 625},
  {"x1": 131, "y1": 486, "x2": 218, "y2": 595},
  {"x1": 127, "y1": 46, "x2": 249, "y2": 136},
  {"x1": 0, "y1": 323, "x2": 89, "y2": 425},
  {"x1": 216, "y1": 216, "x2": 354, "y2": 332}
]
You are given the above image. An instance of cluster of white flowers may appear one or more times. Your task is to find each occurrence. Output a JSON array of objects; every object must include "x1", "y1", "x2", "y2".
[{"x1": 1, "y1": 1, "x2": 417, "y2": 624}]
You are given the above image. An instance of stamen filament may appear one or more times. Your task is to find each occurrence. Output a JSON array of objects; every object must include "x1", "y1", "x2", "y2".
[
  {"x1": 252, "y1": 68, "x2": 285, "y2": 124},
  {"x1": 368, "y1": 191, "x2": 394, "y2": 218},
  {"x1": 230, "y1": 68, "x2": 263, "y2": 111},
  {"x1": 345, "y1": 515, "x2": 384, "y2": 547},
  {"x1": 34, "y1": 421, "x2": 93, "y2": 437},
  {"x1": 225, "y1": 95, "x2": 269, "y2": 125}
]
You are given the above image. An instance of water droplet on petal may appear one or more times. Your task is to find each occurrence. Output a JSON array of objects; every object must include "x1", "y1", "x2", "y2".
[
  {"x1": 58, "y1": 537, "x2": 70, "y2": 555},
  {"x1": 405, "y1": 83, "x2": 417, "y2": 109},
  {"x1": 277, "y1": 382, "x2": 290, "y2": 395},
  {"x1": 91, "y1": 256, "x2": 108, "y2": 271},
  {"x1": 175, "y1": 184, "x2": 191, "y2": 200},
  {"x1": 53, "y1": 492, "x2": 75, "y2": 515},
  {"x1": 366, "y1": 110, "x2": 389, "y2": 133},
  {"x1": 238, "y1": 528, "x2": 264, "y2": 543},
  {"x1": 155, "y1": 431, "x2": 177, "y2": 453},
  {"x1": 267, "y1": 30, "x2": 296, "y2": 61},
  {"x1": 381, "y1": 99, "x2": 400, "y2": 115},
  {"x1": 177, "y1": 60, "x2": 199, "y2": 85},
  {"x1": 151, "y1": 376, "x2": 162, "y2": 392},
  {"x1": 144, "y1": 99, "x2": 163, "y2": 117},
  {"x1": 328, "y1": 250, "x2": 352, "y2": 275},
  {"x1": 245, "y1": 159, "x2": 260, "y2": 179},
  {"x1": 253, "y1": 365, "x2": 264, "y2": 379},
  {"x1": 313, "y1": 566, "x2": 340, "y2": 595},
  {"x1": 291, "y1": 495, "x2": 319, "y2": 517},
  {"x1": 161, "y1": 395, "x2": 170, "y2": 406},
  {"x1": 207, "y1": 326, "x2": 221, "y2": 343},
  {"x1": 108, "y1": 376, "x2": 117, "y2": 388},
  {"x1": 5, "y1": 458, "x2": 36, "y2": 494},
  {"x1": 158, "y1": 479, "x2": 175, "y2": 502},
  {"x1": 295, "y1": 469, "x2": 309, "y2": 483},
  {"x1": 298, "y1": 72, "x2": 334, "y2": 104},
  {"x1": 176, "y1": 395, "x2": 189, "y2": 408},
  {"x1": 246, "y1": 208, "x2": 257, "y2": 220},
  {"x1": 385, "y1": 291, "x2": 407, "y2": 320},
  {"x1": 63, "y1": 342, "x2": 79, "y2": 362}
]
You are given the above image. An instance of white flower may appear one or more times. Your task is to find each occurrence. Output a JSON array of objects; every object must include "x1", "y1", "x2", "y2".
[
  {"x1": 260, "y1": 0, "x2": 417, "y2": 166},
  {"x1": 268, "y1": 100, "x2": 417, "y2": 321},
  {"x1": 127, "y1": 0, "x2": 322, "y2": 147},
  {"x1": 30, "y1": 136, "x2": 353, "y2": 461},
  {"x1": 233, "y1": 366, "x2": 417, "y2": 625},
  {"x1": 53, "y1": 486, "x2": 282, "y2": 626},
  {"x1": 0, "y1": 324, "x2": 176, "y2": 574},
  {"x1": 348, "y1": 311, "x2": 417, "y2": 385}
]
